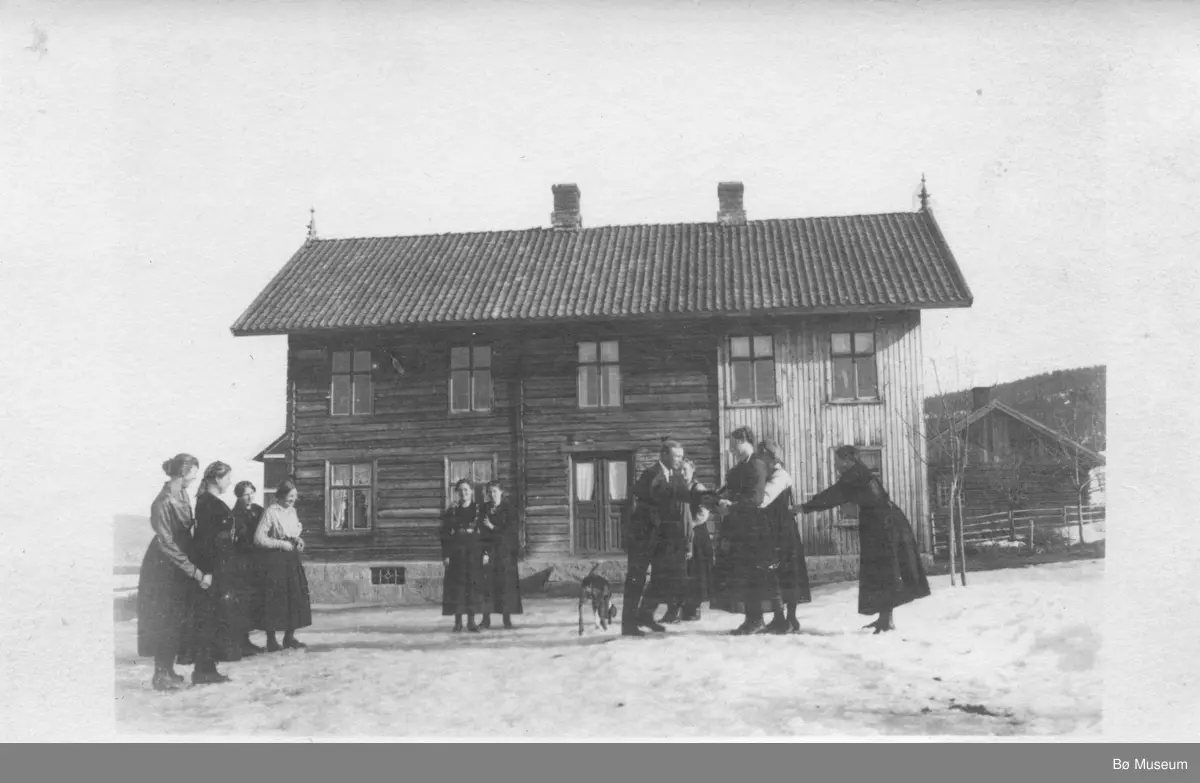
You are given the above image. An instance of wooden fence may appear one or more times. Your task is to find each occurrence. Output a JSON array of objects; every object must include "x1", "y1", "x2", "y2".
[{"x1": 933, "y1": 504, "x2": 1106, "y2": 555}]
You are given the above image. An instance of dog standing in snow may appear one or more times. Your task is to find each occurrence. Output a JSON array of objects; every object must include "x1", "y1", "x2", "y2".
[{"x1": 578, "y1": 563, "x2": 619, "y2": 635}]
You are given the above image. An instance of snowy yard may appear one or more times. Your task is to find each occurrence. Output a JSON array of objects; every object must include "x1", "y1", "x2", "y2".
[{"x1": 114, "y1": 559, "x2": 1103, "y2": 738}]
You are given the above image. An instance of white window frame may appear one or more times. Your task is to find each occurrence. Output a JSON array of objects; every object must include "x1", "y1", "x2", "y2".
[
  {"x1": 325, "y1": 459, "x2": 377, "y2": 535},
  {"x1": 330, "y1": 349, "x2": 374, "y2": 416},
  {"x1": 829, "y1": 331, "x2": 880, "y2": 402},
  {"x1": 445, "y1": 454, "x2": 500, "y2": 507},
  {"x1": 576, "y1": 340, "x2": 623, "y2": 409},
  {"x1": 836, "y1": 446, "x2": 884, "y2": 522},
  {"x1": 449, "y1": 344, "x2": 494, "y2": 414},
  {"x1": 728, "y1": 334, "x2": 778, "y2": 405}
]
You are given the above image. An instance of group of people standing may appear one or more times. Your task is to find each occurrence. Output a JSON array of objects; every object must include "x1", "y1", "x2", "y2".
[
  {"x1": 136, "y1": 428, "x2": 932, "y2": 688},
  {"x1": 438, "y1": 479, "x2": 524, "y2": 632},
  {"x1": 621, "y1": 428, "x2": 931, "y2": 638},
  {"x1": 137, "y1": 454, "x2": 314, "y2": 691}
]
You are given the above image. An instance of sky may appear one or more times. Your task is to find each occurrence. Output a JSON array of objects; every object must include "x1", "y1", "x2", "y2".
[
  {"x1": 0, "y1": 0, "x2": 1174, "y2": 512},
  {"x1": 1, "y1": 0, "x2": 1199, "y2": 742}
]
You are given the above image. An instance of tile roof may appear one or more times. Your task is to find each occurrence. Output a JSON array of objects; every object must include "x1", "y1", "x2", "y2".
[{"x1": 231, "y1": 210, "x2": 972, "y2": 335}]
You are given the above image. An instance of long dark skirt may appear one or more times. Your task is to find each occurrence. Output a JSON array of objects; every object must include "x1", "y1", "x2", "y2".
[
  {"x1": 710, "y1": 514, "x2": 778, "y2": 614},
  {"x1": 858, "y1": 504, "x2": 931, "y2": 615},
  {"x1": 178, "y1": 577, "x2": 244, "y2": 665},
  {"x1": 260, "y1": 549, "x2": 313, "y2": 632},
  {"x1": 771, "y1": 515, "x2": 812, "y2": 606},
  {"x1": 136, "y1": 541, "x2": 192, "y2": 659},
  {"x1": 442, "y1": 545, "x2": 486, "y2": 616},
  {"x1": 481, "y1": 549, "x2": 523, "y2": 615},
  {"x1": 225, "y1": 549, "x2": 264, "y2": 631}
]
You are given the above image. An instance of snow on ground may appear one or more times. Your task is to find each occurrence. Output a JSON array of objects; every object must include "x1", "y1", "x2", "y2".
[{"x1": 114, "y1": 559, "x2": 1103, "y2": 738}]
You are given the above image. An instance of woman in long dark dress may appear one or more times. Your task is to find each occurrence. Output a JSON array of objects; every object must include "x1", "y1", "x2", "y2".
[
  {"x1": 478, "y1": 480, "x2": 522, "y2": 630},
  {"x1": 440, "y1": 479, "x2": 488, "y2": 632},
  {"x1": 799, "y1": 444, "x2": 931, "y2": 633},
  {"x1": 136, "y1": 453, "x2": 217, "y2": 691},
  {"x1": 229, "y1": 481, "x2": 266, "y2": 655},
  {"x1": 182, "y1": 461, "x2": 245, "y2": 674},
  {"x1": 757, "y1": 439, "x2": 812, "y2": 634},
  {"x1": 714, "y1": 426, "x2": 779, "y2": 635},
  {"x1": 254, "y1": 480, "x2": 313, "y2": 651}
]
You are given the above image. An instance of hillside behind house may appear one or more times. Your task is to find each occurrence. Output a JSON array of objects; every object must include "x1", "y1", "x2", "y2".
[{"x1": 925, "y1": 365, "x2": 1106, "y2": 451}]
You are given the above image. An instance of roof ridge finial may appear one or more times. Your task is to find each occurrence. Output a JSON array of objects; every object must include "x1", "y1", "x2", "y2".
[
  {"x1": 918, "y1": 174, "x2": 930, "y2": 213},
  {"x1": 306, "y1": 207, "x2": 318, "y2": 241}
]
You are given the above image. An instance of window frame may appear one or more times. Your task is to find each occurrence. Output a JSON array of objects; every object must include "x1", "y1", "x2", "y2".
[
  {"x1": 933, "y1": 475, "x2": 951, "y2": 509},
  {"x1": 324, "y1": 459, "x2": 377, "y2": 536},
  {"x1": 444, "y1": 454, "x2": 501, "y2": 507},
  {"x1": 571, "y1": 457, "x2": 630, "y2": 504},
  {"x1": 728, "y1": 334, "x2": 778, "y2": 406},
  {"x1": 330, "y1": 349, "x2": 375, "y2": 417},
  {"x1": 829, "y1": 330, "x2": 880, "y2": 403},
  {"x1": 576, "y1": 340, "x2": 623, "y2": 410},
  {"x1": 836, "y1": 446, "x2": 884, "y2": 523},
  {"x1": 449, "y1": 344, "x2": 495, "y2": 415}
]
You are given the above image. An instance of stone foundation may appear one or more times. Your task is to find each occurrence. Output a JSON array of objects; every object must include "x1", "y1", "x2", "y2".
[{"x1": 298, "y1": 554, "x2": 935, "y2": 606}]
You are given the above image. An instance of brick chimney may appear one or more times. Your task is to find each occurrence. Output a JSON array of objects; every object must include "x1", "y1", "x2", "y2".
[
  {"x1": 551, "y1": 184, "x2": 581, "y2": 230},
  {"x1": 971, "y1": 386, "x2": 990, "y2": 411},
  {"x1": 717, "y1": 181, "x2": 746, "y2": 225}
]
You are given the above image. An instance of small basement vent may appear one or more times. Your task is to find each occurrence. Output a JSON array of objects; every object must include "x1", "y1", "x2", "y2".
[{"x1": 370, "y1": 566, "x2": 406, "y2": 585}]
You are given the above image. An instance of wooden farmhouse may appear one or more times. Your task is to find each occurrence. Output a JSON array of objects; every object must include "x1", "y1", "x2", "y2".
[
  {"x1": 232, "y1": 181, "x2": 973, "y2": 592},
  {"x1": 928, "y1": 386, "x2": 1106, "y2": 521}
]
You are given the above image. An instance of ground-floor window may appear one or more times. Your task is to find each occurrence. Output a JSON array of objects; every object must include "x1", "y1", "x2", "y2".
[{"x1": 328, "y1": 461, "x2": 374, "y2": 532}]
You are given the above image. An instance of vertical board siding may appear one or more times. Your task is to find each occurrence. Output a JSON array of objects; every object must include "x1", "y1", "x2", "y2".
[{"x1": 717, "y1": 312, "x2": 929, "y2": 556}]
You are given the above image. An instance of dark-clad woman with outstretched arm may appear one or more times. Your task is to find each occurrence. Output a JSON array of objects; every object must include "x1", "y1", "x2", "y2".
[{"x1": 799, "y1": 445, "x2": 931, "y2": 633}]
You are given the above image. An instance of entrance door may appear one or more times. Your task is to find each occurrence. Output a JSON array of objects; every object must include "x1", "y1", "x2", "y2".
[{"x1": 572, "y1": 453, "x2": 632, "y2": 554}]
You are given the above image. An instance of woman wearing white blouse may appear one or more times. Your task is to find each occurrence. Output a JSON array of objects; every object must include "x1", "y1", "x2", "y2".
[
  {"x1": 757, "y1": 439, "x2": 812, "y2": 633},
  {"x1": 254, "y1": 480, "x2": 313, "y2": 651}
]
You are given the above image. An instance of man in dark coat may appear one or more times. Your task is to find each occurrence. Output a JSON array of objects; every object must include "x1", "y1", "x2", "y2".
[
  {"x1": 478, "y1": 480, "x2": 523, "y2": 630},
  {"x1": 716, "y1": 426, "x2": 778, "y2": 635},
  {"x1": 621, "y1": 440, "x2": 701, "y2": 637},
  {"x1": 799, "y1": 444, "x2": 931, "y2": 633}
]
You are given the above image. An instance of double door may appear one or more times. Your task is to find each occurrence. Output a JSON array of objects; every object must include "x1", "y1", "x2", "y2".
[{"x1": 572, "y1": 452, "x2": 632, "y2": 554}]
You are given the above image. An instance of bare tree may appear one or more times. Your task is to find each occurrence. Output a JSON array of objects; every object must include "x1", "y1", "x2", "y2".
[
  {"x1": 1049, "y1": 387, "x2": 1103, "y2": 546},
  {"x1": 983, "y1": 454, "x2": 1029, "y2": 542},
  {"x1": 895, "y1": 361, "x2": 971, "y2": 586}
]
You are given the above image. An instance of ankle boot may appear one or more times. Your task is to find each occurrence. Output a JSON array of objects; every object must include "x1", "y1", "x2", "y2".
[
  {"x1": 152, "y1": 669, "x2": 185, "y2": 692},
  {"x1": 502, "y1": 613, "x2": 514, "y2": 629},
  {"x1": 764, "y1": 613, "x2": 790, "y2": 634},
  {"x1": 479, "y1": 614, "x2": 491, "y2": 630},
  {"x1": 731, "y1": 615, "x2": 764, "y2": 636},
  {"x1": 192, "y1": 667, "x2": 231, "y2": 686},
  {"x1": 637, "y1": 610, "x2": 666, "y2": 633}
]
